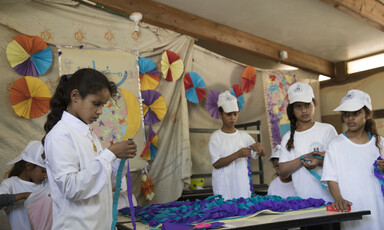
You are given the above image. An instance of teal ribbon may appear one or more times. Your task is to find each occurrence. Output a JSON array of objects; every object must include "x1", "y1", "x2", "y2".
[
  {"x1": 111, "y1": 159, "x2": 126, "y2": 230},
  {"x1": 300, "y1": 156, "x2": 327, "y2": 189},
  {"x1": 111, "y1": 138, "x2": 136, "y2": 230}
]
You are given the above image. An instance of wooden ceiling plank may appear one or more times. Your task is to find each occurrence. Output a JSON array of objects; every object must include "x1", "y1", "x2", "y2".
[
  {"x1": 89, "y1": 0, "x2": 334, "y2": 77},
  {"x1": 320, "y1": 0, "x2": 384, "y2": 32}
]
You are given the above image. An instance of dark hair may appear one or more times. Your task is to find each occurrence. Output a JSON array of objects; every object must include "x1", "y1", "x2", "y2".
[
  {"x1": 218, "y1": 107, "x2": 224, "y2": 113},
  {"x1": 363, "y1": 107, "x2": 382, "y2": 155},
  {"x1": 286, "y1": 99, "x2": 317, "y2": 151},
  {"x1": 8, "y1": 160, "x2": 36, "y2": 178},
  {"x1": 43, "y1": 68, "x2": 117, "y2": 140}
]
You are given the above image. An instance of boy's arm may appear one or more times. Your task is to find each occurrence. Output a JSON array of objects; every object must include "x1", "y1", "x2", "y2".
[
  {"x1": 213, "y1": 147, "x2": 251, "y2": 169},
  {"x1": 249, "y1": 142, "x2": 266, "y2": 157},
  {"x1": 328, "y1": 181, "x2": 352, "y2": 212}
]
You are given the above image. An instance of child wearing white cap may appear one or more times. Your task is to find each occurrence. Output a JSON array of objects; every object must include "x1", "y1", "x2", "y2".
[
  {"x1": 0, "y1": 140, "x2": 47, "y2": 230},
  {"x1": 267, "y1": 145, "x2": 296, "y2": 199},
  {"x1": 209, "y1": 91, "x2": 265, "y2": 200},
  {"x1": 278, "y1": 82, "x2": 337, "y2": 202},
  {"x1": 321, "y1": 89, "x2": 384, "y2": 230}
]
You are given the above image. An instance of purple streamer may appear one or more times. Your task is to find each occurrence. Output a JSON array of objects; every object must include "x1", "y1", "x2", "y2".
[
  {"x1": 373, "y1": 156, "x2": 384, "y2": 198},
  {"x1": 126, "y1": 160, "x2": 136, "y2": 230},
  {"x1": 119, "y1": 195, "x2": 327, "y2": 227}
]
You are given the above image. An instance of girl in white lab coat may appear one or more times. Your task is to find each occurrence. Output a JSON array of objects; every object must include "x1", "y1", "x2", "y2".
[{"x1": 43, "y1": 68, "x2": 137, "y2": 230}]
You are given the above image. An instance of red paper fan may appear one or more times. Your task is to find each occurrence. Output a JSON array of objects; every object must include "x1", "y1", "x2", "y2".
[{"x1": 242, "y1": 66, "x2": 256, "y2": 93}]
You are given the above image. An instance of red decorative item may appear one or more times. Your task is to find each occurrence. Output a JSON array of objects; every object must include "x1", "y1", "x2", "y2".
[
  {"x1": 141, "y1": 173, "x2": 155, "y2": 200},
  {"x1": 242, "y1": 66, "x2": 256, "y2": 93},
  {"x1": 326, "y1": 205, "x2": 351, "y2": 212}
]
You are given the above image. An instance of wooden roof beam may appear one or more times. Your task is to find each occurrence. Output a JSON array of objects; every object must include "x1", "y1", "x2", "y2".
[
  {"x1": 89, "y1": 0, "x2": 334, "y2": 77},
  {"x1": 320, "y1": 0, "x2": 384, "y2": 32}
]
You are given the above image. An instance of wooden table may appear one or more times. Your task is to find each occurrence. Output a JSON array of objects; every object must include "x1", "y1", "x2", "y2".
[{"x1": 117, "y1": 208, "x2": 370, "y2": 230}]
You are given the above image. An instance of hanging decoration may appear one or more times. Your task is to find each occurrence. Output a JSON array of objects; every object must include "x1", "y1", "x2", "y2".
[
  {"x1": 230, "y1": 84, "x2": 244, "y2": 110},
  {"x1": 9, "y1": 76, "x2": 51, "y2": 119},
  {"x1": 6, "y1": 34, "x2": 53, "y2": 76},
  {"x1": 140, "y1": 126, "x2": 158, "y2": 161},
  {"x1": 141, "y1": 167, "x2": 155, "y2": 201},
  {"x1": 138, "y1": 57, "x2": 160, "y2": 90},
  {"x1": 160, "y1": 50, "x2": 184, "y2": 82},
  {"x1": 242, "y1": 66, "x2": 256, "y2": 93},
  {"x1": 205, "y1": 90, "x2": 221, "y2": 119},
  {"x1": 141, "y1": 90, "x2": 167, "y2": 125},
  {"x1": 184, "y1": 72, "x2": 206, "y2": 103}
]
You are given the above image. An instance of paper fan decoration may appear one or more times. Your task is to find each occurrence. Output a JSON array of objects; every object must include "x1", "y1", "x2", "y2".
[
  {"x1": 9, "y1": 76, "x2": 51, "y2": 119},
  {"x1": 242, "y1": 66, "x2": 256, "y2": 93},
  {"x1": 231, "y1": 84, "x2": 245, "y2": 110},
  {"x1": 205, "y1": 90, "x2": 221, "y2": 119},
  {"x1": 184, "y1": 72, "x2": 206, "y2": 103},
  {"x1": 139, "y1": 57, "x2": 160, "y2": 90},
  {"x1": 161, "y1": 50, "x2": 184, "y2": 81},
  {"x1": 142, "y1": 90, "x2": 167, "y2": 125},
  {"x1": 90, "y1": 89, "x2": 141, "y2": 148},
  {"x1": 140, "y1": 126, "x2": 158, "y2": 161},
  {"x1": 6, "y1": 34, "x2": 53, "y2": 76}
]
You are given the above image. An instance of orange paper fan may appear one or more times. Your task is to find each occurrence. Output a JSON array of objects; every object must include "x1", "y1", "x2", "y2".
[{"x1": 9, "y1": 76, "x2": 51, "y2": 119}]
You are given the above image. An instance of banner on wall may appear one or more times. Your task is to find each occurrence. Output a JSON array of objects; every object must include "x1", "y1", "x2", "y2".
[
  {"x1": 262, "y1": 71, "x2": 296, "y2": 149},
  {"x1": 58, "y1": 47, "x2": 146, "y2": 169}
]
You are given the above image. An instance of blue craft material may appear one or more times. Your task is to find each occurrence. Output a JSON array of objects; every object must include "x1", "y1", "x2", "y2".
[
  {"x1": 300, "y1": 155, "x2": 327, "y2": 189},
  {"x1": 111, "y1": 139, "x2": 136, "y2": 230}
]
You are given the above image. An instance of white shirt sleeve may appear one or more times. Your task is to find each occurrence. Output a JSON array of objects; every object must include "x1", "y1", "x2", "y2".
[
  {"x1": 321, "y1": 142, "x2": 338, "y2": 184},
  {"x1": 45, "y1": 132, "x2": 116, "y2": 201},
  {"x1": 209, "y1": 132, "x2": 222, "y2": 164},
  {"x1": 0, "y1": 179, "x2": 12, "y2": 194}
]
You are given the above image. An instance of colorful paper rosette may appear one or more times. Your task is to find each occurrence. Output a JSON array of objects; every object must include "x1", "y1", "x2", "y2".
[
  {"x1": 6, "y1": 34, "x2": 53, "y2": 76},
  {"x1": 140, "y1": 126, "x2": 158, "y2": 161},
  {"x1": 205, "y1": 90, "x2": 221, "y2": 119},
  {"x1": 231, "y1": 84, "x2": 245, "y2": 110},
  {"x1": 184, "y1": 72, "x2": 206, "y2": 103},
  {"x1": 141, "y1": 90, "x2": 167, "y2": 125},
  {"x1": 139, "y1": 57, "x2": 160, "y2": 90},
  {"x1": 242, "y1": 66, "x2": 256, "y2": 93},
  {"x1": 9, "y1": 76, "x2": 51, "y2": 119},
  {"x1": 160, "y1": 50, "x2": 184, "y2": 81}
]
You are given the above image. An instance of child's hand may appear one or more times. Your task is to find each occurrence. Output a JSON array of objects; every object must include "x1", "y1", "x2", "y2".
[
  {"x1": 332, "y1": 198, "x2": 352, "y2": 212},
  {"x1": 109, "y1": 140, "x2": 137, "y2": 159},
  {"x1": 377, "y1": 159, "x2": 384, "y2": 171},
  {"x1": 15, "y1": 192, "x2": 31, "y2": 201},
  {"x1": 249, "y1": 143, "x2": 265, "y2": 156},
  {"x1": 300, "y1": 151, "x2": 325, "y2": 169},
  {"x1": 237, "y1": 147, "x2": 251, "y2": 158}
]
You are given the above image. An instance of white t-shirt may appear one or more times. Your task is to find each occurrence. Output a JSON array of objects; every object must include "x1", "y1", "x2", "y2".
[
  {"x1": 267, "y1": 177, "x2": 296, "y2": 199},
  {"x1": 209, "y1": 129, "x2": 258, "y2": 200},
  {"x1": 0, "y1": 176, "x2": 45, "y2": 230},
  {"x1": 279, "y1": 122, "x2": 337, "y2": 202},
  {"x1": 45, "y1": 111, "x2": 127, "y2": 230},
  {"x1": 322, "y1": 134, "x2": 384, "y2": 230}
]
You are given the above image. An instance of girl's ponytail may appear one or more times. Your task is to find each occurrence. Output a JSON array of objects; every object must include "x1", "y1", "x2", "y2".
[
  {"x1": 364, "y1": 107, "x2": 383, "y2": 156},
  {"x1": 42, "y1": 75, "x2": 70, "y2": 143},
  {"x1": 286, "y1": 103, "x2": 297, "y2": 151}
]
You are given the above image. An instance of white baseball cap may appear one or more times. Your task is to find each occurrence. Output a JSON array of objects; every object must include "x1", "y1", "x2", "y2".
[
  {"x1": 269, "y1": 145, "x2": 282, "y2": 161},
  {"x1": 334, "y1": 89, "x2": 372, "y2": 112},
  {"x1": 217, "y1": 91, "x2": 239, "y2": 113},
  {"x1": 287, "y1": 82, "x2": 314, "y2": 104},
  {"x1": 7, "y1": 141, "x2": 45, "y2": 168}
]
